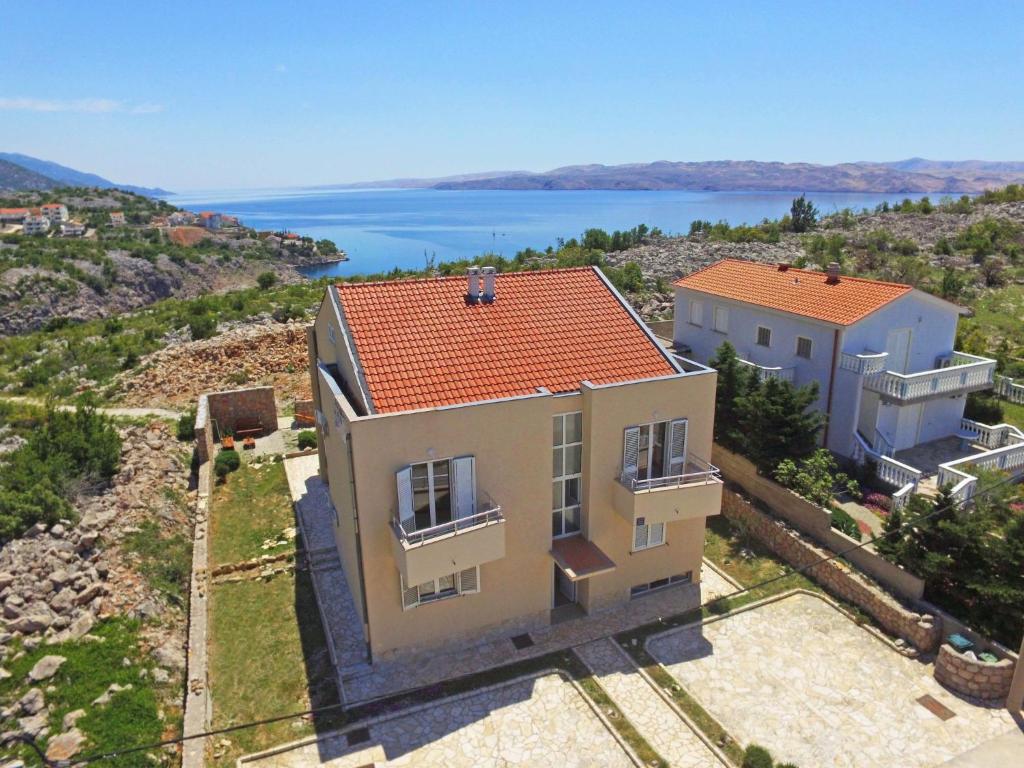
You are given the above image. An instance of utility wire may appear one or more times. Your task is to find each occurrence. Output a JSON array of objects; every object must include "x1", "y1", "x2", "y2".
[{"x1": 12, "y1": 472, "x2": 1015, "y2": 767}]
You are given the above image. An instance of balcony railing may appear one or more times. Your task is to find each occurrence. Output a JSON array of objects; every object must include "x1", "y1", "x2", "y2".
[
  {"x1": 737, "y1": 358, "x2": 795, "y2": 383},
  {"x1": 839, "y1": 350, "x2": 888, "y2": 376},
  {"x1": 620, "y1": 454, "x2": 722, "y2": 491},
  {"x1": 392, "y1": 498, "x2": 503, "y2": 548},
  {"x1": 862, "y1": 351, "x2": 996, "y2": 403}
]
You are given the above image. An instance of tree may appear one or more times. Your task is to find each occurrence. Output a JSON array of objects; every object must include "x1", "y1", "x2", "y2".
[
  {"x1": 874, "y1": 500, "x2": 904, "y2": 560},
  {"x1": 789, "y1": 195, "x2": 818, "y2": 233},
  {"x1": 708, "y1": 342, "x2": 751, "y2": 449},
  {"x1": 735, "y1": 377, "x2": 825, "y2": 472},
  {"x1": 256, "y1": 271, "x2": 277, "y2": 289},
  {"x1": 316, "y1": 238, "x2": 338, "y2": 256},
  {"x1": 774, "y1": 449, "x2": 859, "y2": 507}
]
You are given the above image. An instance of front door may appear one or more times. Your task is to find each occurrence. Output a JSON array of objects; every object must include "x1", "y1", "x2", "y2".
[
  {"x1": 553, "y1": 564, "x2": 576, "y2": 607},
  {"x1": 885, "y1": 328, "x2": 912, "y2": 374}
]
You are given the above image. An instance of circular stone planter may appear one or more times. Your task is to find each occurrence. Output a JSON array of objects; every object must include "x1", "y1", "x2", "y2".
[{"x1": 934, "y1": 643, "x2": 1015, "y2": 701}]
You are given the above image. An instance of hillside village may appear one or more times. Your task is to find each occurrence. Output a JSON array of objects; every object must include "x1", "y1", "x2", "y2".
[{"x1": 0, "y1": 185, "x2": 1022, "y2": 768}]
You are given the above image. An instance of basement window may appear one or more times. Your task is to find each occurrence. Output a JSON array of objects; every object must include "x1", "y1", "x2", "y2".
[{"x1": 630, "y1": 572, "x2": 692, "y2": 598}]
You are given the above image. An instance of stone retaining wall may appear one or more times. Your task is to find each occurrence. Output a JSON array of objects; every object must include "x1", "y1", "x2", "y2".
[
  {"x1": 934, "y1": 644, "x2": 1015, "y2": 701},
  {"x1": 194, "y1": 386, "x2": 278, "y2": 463},
  {"x1": 721, "y1": 492, "x2": 941, "y2": 653}
]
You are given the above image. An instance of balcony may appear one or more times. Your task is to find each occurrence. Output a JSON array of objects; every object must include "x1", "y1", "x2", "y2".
[
  {"x1": 612, "y1": 455, "x2": 723, "y2": 526},
  {"x1": 390, "y1": 498, "x2": 505, "y2": 586},
  {"x1": 862, "y1": 351, "x2": 996, "y2": 404},
  {"x1": 738, "y1": 358, "x2": 795, "y2": 383}
]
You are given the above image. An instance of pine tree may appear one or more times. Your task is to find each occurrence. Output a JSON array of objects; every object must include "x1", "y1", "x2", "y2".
[{"x1": 708, "y1": 341, "x2": 750, "y2": 450}]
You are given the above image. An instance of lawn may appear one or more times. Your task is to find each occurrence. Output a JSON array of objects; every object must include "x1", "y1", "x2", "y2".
[
  {"x1": 1001, "y1": 398, "x2": 1024, "y2": 430},
  {"x1": 208, "y1": 571, "x2": 338, "y2": 766},
  {"x1": 209, "y1": 461, "x2": 295, "y2": 568}
]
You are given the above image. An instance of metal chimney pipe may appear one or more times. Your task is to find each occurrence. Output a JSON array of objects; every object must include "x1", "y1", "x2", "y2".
[
  {"x1": 826, "y1": 262, "x2": 840, "y2": 284},
  {"x1": 466, "y1": 267, "x2": 481, "y2": 302},
  {"x1": 481, "y1": 266, "x2": 496, "y2": 302}
]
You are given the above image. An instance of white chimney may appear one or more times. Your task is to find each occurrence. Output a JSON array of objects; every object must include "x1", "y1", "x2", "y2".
[
  {"x1": 826, "y1": 262, "x2": 840, "y2": 284},
  {"x1": 481, "y1": 266, "x2": 496, "y2": 302},
  {"x1": 466, "y1": 267, "x2": 481, "y2": 302}
]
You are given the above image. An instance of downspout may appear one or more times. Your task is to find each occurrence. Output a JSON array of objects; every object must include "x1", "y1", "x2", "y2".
[
  {"x1": 823, "y1": 328, "x2": 840, "y2": 447},
  {"x1": 346, "y1": 435, "x2": 373, "y2": 663}
]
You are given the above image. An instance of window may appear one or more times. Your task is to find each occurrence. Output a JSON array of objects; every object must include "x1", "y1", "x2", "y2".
[
  {"x1": 756, "y1": 326, "x2": 772, "y2": 347},
  {"x1": 713, "y1": 306, "x2": 728, "y2": 333},
  {"x1": 327, "y1": 321, "x2": 336, "y2": 344},
  {"x1": 633, "y1": 520, "x2": 665, "y2": 551},
  {"x1": 621, "y1": 420, "x2": 687, "y2": 485},
  {"x1": 396, "y1": 456, "x2": 477, "y2": 534},
  {"x1": 688, "y1": 300, "x2": 703, "y2": 326},
  {"x1": 796, "y1": 336, "x2": 813, "y2": 359},
  {"x1": 552, "y1": 412, "x2": 582, "y2": 538},
  {"x1": 630, "y1": 572, "x2": 692, "y2": 597},
  {"x1": 400, "y1": 567, "x2": 479, "y2": 609}
]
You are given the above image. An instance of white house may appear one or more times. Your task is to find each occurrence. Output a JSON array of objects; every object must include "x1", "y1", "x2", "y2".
[
  {"x1": 0, "y1": 208, "x2": 29, "y2": 224},
  {"x1": 109, "y1": 211, "x2": 126, "y2": 227},
  {"x1": 60, "y1": 221, "x2": 86, "y2": 237},
  {"x1": 673, "y1": 259, "x2": 1020, "y2": 500},
  {"x1": 40, "y1": 203, "x2": 68, "y2": 224},
  {"x1": 22, "y1": 214, "x2": 50, "y2": 235},
  {"x1": 198, "y1": 211, "x2": 221, "y2": 229},
  {"x1": 168, "y1": 211, "x2": 196, "y2": 226}
]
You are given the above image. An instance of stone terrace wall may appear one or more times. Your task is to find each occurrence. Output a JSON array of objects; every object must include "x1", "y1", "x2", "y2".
[
  {"x1": 713, "y1": 445, "x2": 926, "y2": 602},
  {"x1": 722, "y1": 492, "x2": 941, "y2": 653},
  {"x1": 934, "y1": 644, "x2": 1015, "y2": 701},
  {"x1": 194, "y1": 386, "x2": 278, "y2": 463}
]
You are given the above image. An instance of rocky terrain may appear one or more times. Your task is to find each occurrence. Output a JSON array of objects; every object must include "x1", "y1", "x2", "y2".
[
  {"x1": 117, "y1": 319, "x2": 312, "y2": 408},
  {"x1": 0, "y1": 421, "x2": 191, "y2": 761}
]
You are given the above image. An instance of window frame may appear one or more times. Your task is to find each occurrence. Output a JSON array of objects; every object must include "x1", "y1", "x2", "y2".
[
  {"x1": 796, "y1": 336, "x2": 813, "y2": 359},
  {"x1": 688, "y1": 299, "x2": 704, "y2": 327},
  {"x1": 712, "y1": 305, "x2": 729, "y2": 334},
  {"x1": 756, "y1": 325, "x2": 772, "y2": 348},
  {"x1": 629, "y1": 572, "x2": 692, "y2": 597},
  {"x1": 400, "y1": 567, "x2": 480, "y2": 610},
  {"x1": 633, "y1": 520, "x2": 666, "y2": 552},
  {"x1": 409, "y1": 458, "x2": 453, "y2": 532},
  {"x1": 552, "y1": 411, "x2": 583, "y2": 539}
]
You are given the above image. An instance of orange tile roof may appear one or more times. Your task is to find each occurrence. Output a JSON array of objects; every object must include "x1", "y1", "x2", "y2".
[
  {"x1": 674, "y1": 259, "x2": 913, "y2": 326},
  {"x1": 336, "y1": 267, "x2": 677, "y2": 413},
  {"x1": 0, "y1": 208, "x2": 29, "y2": 215}
]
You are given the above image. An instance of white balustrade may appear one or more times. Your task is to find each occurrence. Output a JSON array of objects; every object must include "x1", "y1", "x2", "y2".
[
  {"x1": 863, "y1": 351, "x2": 995, "y2": 402},
  {"x1": 840, "y1": 350, "x2": 888, "y2": 375}
]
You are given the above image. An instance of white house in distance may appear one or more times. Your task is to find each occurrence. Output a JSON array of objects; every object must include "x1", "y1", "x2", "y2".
[
  {"x1": 168, "y1": 211, "x2": 196, "y2": 226},
  {"x1": 40, "y1": 203, "x2": 68, "y2": 224},
  {"x1": 109, "y1": 211, "x2": 126, "y2": 226},
  {"x1": 674, "y1": 259, "x2": 1023, "y2": 501},
  {"x1": 60, "y1": 221, "x2": 86, "y2": 237},
  {"x1": 22, "y1": 213, "x2": 50, "y2": 235},
  {"x1": 198, "y1": 211, "x2": 221, "y2": 230}
]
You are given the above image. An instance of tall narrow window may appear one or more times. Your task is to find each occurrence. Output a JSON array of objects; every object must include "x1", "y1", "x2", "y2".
[
  {"x1": 713, "y1": 306, "x2": 728, "y2": 333},
  {"x1": 633, "y1": 521, "x2": 665, "y2": 551},
  {"x1": 688, "y1": 300, "x2": 704, "y2": 326},
  {"x1": 622, "y1": 419, "x2": 687, "y2": 485},
  {"x1": 410, "y1": 459, "x2": 452, "y2": 531},
  {"x1": 756, "y1": 326, "x2": 772, "y2": 347},
  {"x1": 552, "y1": 412, "x2": 583, "y2": 538},
  {"x1": 796, "y1": 336, "x2": 813, "y2": 359}
]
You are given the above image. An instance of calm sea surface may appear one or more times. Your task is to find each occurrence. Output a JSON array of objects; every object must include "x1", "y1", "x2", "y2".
[{"x1": 162, "y1": 188, "x2": 922, "y2": 278}]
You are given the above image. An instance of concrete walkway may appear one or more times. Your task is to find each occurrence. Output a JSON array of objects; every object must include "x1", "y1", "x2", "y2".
[
  {"x1": 182, "y1": 461, "x2": 212, "y2": 768},
  {"x1": 576, "y1": 638, "x2": 726, "y2": 768},
  {"x1": 0, "y1": 395, "x2": 182, "y2": 420},
  {"x1": 938, "y1": 726, "x2": 1024, "y2": 767}
]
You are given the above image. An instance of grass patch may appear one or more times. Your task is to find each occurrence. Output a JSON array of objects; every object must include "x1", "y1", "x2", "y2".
[
  {"x1": 124, "y1": 488, "x2": 192, "y2": 607},
  {"x1": 0, "y1": 617, "x2": 170, "y2": 767},
  {"x1": 209, "y1": 461, "x2": 294, "y2": 567},
  {"x1": 1001, "y1": 398, "x2": 1024, "y2": 430},
  {"x1": 576, "y1": 673, "x2": 667, "y2": 767},
  {"x1": 208, "y1": 570, "x2": 337, "y2": 765}
]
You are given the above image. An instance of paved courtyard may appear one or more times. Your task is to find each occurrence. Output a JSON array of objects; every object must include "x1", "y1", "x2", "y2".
[
  {"x1": 648, "y1": 592, "x2": 1018, "y2": 768},
  {"x1": 242, "y1": 672, "x2": 637, "y2": 767}
]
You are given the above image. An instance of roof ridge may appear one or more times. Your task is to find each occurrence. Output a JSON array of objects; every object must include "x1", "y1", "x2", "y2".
[
  {"x1": 706, "y1": 258, "x2": 911, "y2": 289},
  {"x1": 335, "y1": 265, "x2": 596, "y2": 290}
]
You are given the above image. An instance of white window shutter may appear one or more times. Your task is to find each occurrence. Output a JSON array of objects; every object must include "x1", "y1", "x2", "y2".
[
  {"x1": 622, "y1": 427, "x2": 640, "y2": 484},
  {"x1": 400, "y1": 575, "x2": 419, "y2": 610},
  {"x1": 668, "y1": 419, "x2": 688, "y2": 476},
  {"x1": 452, "y1": 456, "x2": 477, "y2": 520},
  {"x1": 396, "y1": 466, "x2": 414, "y2": 531},
  {"x1": 459, "y1": 567, "x2": 479, "y2": 594},
  {"x1": 651, "y1": 522, "x2": 665, "y2": 546},
  {"x1": 634, "y1": 522, "x2": 647, "y2": 550}
]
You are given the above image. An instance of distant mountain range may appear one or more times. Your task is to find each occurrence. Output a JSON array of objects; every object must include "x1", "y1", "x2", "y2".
[
  {"x1": 0, "y1": 153, "x2": 168, "y2": 196},
  {"x1": 336, "y1": 159, "x2": 1024, "y2": 194}
]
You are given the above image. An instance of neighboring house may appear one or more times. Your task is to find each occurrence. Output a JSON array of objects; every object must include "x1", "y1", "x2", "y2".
[
  {"x1": 22, "y1": 214, "x2": 50, "y2": 235},
  {"x1": 40, "y1": 203, "x2": 68, "y2": 223},
  {"x1": 674, "y1": 259, "x2": 1016, "y2": 498},
  {"x1": 168, "y1": 211, "x2": 196, "y2": 226},
  {"x1": 109, "y1": 211, "x2": 126, "y2": 226},
  {"x1": 198, "y1": 211, "x2": 221, "y2": 229},
  {"x1": 308, "y1": 265, "x2": 723, "y2": 660},
  {"x1": 60, "y1": 221, "x2": 86, "y2": 237},
  {"x1": 0, "y1": 208, "x2": 29, "y2": 224}
]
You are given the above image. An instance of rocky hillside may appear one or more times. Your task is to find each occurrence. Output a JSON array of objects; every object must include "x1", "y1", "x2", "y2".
[{"x1": 0, "y1": 160, "x2": 57, "y2": 192}]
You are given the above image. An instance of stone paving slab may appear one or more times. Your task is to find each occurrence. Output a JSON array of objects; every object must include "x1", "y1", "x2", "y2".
[
  {"x1": 242, "y1": 672, "x2": 637, "y2": 767},
  {"x1": 648, "y1": 592, "x2": 1017, "y2": 768},
  {"x1": 577, "y1": 638, "x2": 727, "y2": 768}
]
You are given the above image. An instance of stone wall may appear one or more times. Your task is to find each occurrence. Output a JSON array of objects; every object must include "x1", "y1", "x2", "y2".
[
  {"x1": 713, "y1": 445, "x2": 926, "y2": 602},
  {"x1": 194, "y1": 386, "x2": 278, "y2": 463},
  {"x1": 934, "y1": 644, "x2": 1015, "y2": 701},
  {"x1": 293, "y1": 399, "x2": 315, "y2": 426},
  {"x1": 721, "y1": 492, "x2": 941, "y2": 653}
]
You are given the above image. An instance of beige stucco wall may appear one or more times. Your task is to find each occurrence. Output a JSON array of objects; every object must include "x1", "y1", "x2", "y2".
[{"x1": 311, "y1": 291, "x2": 721, "y2": 659}]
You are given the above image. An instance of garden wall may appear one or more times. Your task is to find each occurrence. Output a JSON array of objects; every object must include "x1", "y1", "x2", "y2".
[
  {"x1": 194, "y1": 386, "x2": 278, "y2": 463},
  {"x1": 712, "y1": 445, "x2": 926, "y2": 602},
  {"x1": 721, "y1": 492, "x2": 941, "y2": 653},
  {"x1": 934, "y1": 644, "x2": 1015, "y2": 701}
]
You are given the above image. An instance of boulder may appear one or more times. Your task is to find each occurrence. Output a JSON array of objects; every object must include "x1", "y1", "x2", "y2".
[
  {"x1": 8, "y1": 614, "x2": 51, "y2": 634},
  {"x1": 92, "y1": 682, "x2": 132, "y2": 706},
  {"x1": 152, "y1": 640, "x2": 185, "y2": 670},
  {"x1": 18, "y1": 688, "x2": 44, "y2": 715},
  {"x1": 16, "y1": 713, "x2": 48, "y2": 738},
  {"x1": 45, "y1": 729, "x2": 84, "y2": 761},
  {"x1": 62, "y1": 709, "x2": 86, "y2": 729},
  {"x1": 28, "y1": 655, "x2": 66, "y2": 682}
]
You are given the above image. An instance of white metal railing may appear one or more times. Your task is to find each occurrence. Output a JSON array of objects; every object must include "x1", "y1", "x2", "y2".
[
  {"x1": 863, "y1": 351, "x2": 996, "y2": 402},
  {"x1": 995, "y1": 374, "x2": 1024, "y2": 404},
  {"x1": 840, "y1": 350, "x2": 888, "y2": 376},
  {"x1": 620, "y1": 454, "x2": 722, "y2": 491},
  {"x1": 738, "y1": 358, "x2": 795, "y2": 383},
  {"x1": 392, "y1": 498, "x2": 503, "y2": 547}
]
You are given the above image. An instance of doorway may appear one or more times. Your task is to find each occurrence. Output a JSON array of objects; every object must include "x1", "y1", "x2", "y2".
[
  {"x1": 553, "y1": 564, "x2": 576, "y2": 607},
  {"x1": 885, "y1": 328, "x2": 912, "y2": 374}
]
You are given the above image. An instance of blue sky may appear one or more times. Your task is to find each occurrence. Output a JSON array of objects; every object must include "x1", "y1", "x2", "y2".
[{"x1": 2, "y1": 1, "x2": 1023, "y2": 190}]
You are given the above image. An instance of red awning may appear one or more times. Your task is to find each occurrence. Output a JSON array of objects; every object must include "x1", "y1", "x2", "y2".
[{"x1": 550, "y1": 536, "x2": 616, "y2": 581}]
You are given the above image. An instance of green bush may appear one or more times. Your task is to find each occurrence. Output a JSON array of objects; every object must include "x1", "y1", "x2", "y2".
[
  {"x1": 297, "y1": 430, "x2": 317, "y2": 450},
  {"x1": 256, "y1": 271, "x2": 277, "y2": 289},
  {"x1": 964, "y1": 392, "x2": 1003, "y2": 424},
  {"x1": 176, "y1": 409, "x2": 196, "y2": 441},
  {"x1": 830, "y1": 506, "x2": 862, "y2": 541},
  {"x1": 742, "y1": 744, "x2": 775, "y2": 768},
  {"x1": 214, "y1": 449, "x2": 241, "y2": 481},
  {"x1": 188, "y1": 314, "x2": 217, "y2": 340}
]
